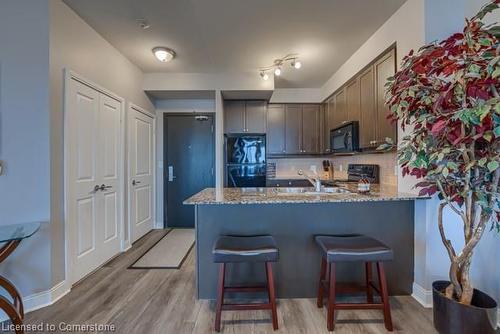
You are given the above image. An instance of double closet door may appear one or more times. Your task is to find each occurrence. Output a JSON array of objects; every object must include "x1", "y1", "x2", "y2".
[{"x1": 66, "y1": 78, "x2": 123, "y2": 284}]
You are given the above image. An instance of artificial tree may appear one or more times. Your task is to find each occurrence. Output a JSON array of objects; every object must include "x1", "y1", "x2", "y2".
[{"x1": 381, "y1": 0, "x2": 500, "y2": 305}]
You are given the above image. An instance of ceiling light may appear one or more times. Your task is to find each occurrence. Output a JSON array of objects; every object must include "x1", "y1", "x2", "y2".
[
  {"x1": 292, "y1": 60, "x2": 302, "y2": 69},
  {"x1": 259, "y1": 54, "x2": 300, "y2": 79},
  {"x1": 152, "y1": 47, "x2": 175, "y2": 62}
]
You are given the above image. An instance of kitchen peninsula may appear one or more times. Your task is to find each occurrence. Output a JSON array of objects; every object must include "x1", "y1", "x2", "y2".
[{"x1": 184, "y1": 185, "x2": 424, "y2": 299}]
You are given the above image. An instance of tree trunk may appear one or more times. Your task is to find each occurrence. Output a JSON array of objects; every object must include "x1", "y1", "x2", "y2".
[{"x1": 459, "y1": 255, "x2": 474, "y2": 304}]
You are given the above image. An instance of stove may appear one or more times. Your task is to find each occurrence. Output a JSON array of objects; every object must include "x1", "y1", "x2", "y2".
[{"x1": 325, "y1": 164, "x2": 380, "y2": 185}]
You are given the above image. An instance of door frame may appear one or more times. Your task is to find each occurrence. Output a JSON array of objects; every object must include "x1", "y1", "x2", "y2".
[
  {"x1": 127, "y1": 103, "x2": 156, "y2": 246},
  {"x1": 163, "y1": 112, "x2": 215, "y2": 228},
  {"x1": 63, "y1": 69, "x2": 126, "y2": 286}
]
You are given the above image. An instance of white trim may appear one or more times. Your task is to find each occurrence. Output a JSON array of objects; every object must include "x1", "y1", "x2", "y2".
[
  {"x1": 0, "y1": 281, "x2": 70, "y2": 322},
  {"x1": 497, "y1": 308, "x2": 500, "y2": 328},
  {"x1": 127, "y1": 103, "x2": 157, "y2": 243},
  {"x1": 63, "y1": 69, "x2": 126, "y2": 286},
  {"x1": 411, "y1": 282, "x2": 433, "y2": 308}
]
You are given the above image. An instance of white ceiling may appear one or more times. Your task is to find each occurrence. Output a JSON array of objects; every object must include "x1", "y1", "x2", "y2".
[{"x1": 63, "y1": 0, "x2": 406, "y2": 88}]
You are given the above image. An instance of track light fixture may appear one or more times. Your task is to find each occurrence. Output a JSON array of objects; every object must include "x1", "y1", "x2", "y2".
[{"x1": 259, "y1": 54, "x2": 301, "y2": 80}]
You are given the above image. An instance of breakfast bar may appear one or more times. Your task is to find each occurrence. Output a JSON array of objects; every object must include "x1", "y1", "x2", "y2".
[{"x1": 184, "y1": 185, "x2": 423, "y2": 300}]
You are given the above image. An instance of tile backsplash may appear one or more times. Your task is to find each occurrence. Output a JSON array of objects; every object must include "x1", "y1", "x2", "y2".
[{"x1": 268, "y1": 152, "x2": 397, "y2": 186}]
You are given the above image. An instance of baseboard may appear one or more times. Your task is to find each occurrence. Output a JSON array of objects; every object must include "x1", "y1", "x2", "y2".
[
  {"x1": 154, "y1": 221, "x2": 163, "y2": 229},
  {"x1": 0, "y1": 280, "x2": 70, "y2": 322},
  {"x1": 411, "y1": 282, "x2": 433, "y2": 308}
]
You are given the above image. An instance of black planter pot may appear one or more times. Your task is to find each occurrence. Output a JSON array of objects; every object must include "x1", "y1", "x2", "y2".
[{"x1": 433, "y1": 280, "x2": 498, "y2": 334}]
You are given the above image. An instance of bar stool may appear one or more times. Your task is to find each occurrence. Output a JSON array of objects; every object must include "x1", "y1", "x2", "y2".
[
  {"x1": 213, "y1": 235, "x2": 279, "y2": 332},
  {"x1": 315, "y1": 234, "x2": 394, "y2": 332}
]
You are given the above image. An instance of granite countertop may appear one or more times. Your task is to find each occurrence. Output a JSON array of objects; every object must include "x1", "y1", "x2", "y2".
[{"x1": 183, "y1": 184, "x2": 427, "y2": 205}]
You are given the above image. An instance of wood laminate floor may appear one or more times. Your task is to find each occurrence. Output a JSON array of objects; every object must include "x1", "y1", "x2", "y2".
[{"x1": 23, "y1": 230, "x2": 436, "y2": 334}]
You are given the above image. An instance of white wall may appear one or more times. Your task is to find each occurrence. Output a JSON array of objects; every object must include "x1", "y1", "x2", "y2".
[
  {"x1": 144, "y1": 72, "x2": 274, "y2": 92},
  {"x1": 49, "y1": 0, "x2": 155, "y2": 284},
  {"x1": 270, "y1": 88, "x2": 322, "y2": 103},
  {"x1": 0, "y1": 0, "x2": 52, "y2": 297},
  {"x1": 154, "y1": 99, "x2": 216, "y2": 225}
]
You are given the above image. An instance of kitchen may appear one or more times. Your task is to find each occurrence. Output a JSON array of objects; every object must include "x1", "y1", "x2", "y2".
[
  {"x1": 184, "y1": 45, "x2": 423, "y2": 331},
  {"x1": 2, "y1": 1, "x2": 498, "y2": 333}
]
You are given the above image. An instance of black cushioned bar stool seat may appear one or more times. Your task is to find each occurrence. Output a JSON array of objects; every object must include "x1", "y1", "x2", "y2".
[
  {"x1": 213, "y1": 235, "x2": 279, "y2": 263},
  {"x1": 315, "y1": 235, "x2": 393, "y2": 262},
  {"x1": 315, "y1": 234, "x2": 394, "y2": 332},
  {"x1": 213, "y1": 235, "x2": 279, "y2": 332}
]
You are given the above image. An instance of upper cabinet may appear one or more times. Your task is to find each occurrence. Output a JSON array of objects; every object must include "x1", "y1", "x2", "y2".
[
  {"x1": 245, "y1": 101, "x2": 267, "y2": 133},
  {"x1": 323, "y1": 47, "x2": 397, "y2": 150},
  {"x1": 302, "y1": 104, "x2": 320, "y2": 154},
  {"x1": 224, "y1": 100, "x2": 245, "y2": 133},
  {"x1": 331, "y1": 89, "x2": 347, "y2": 130},
  {"x1": 284, "y1": 105, "x2": 302, "y2": 154},
  {"x1": 374, "y1": 49, "x2": 396, "y2": 146},
  {"x1": 266, "y1": 103, "x2": 321, "y2": 156},
  {"x1": 346, "y1": 78, "x2": 360, "y2": 124},
  {"x1": 224, "y1": 100, "x2": 267, "y2": 134},
  {"x1": 359, "y1": 67, "x2": 376, "y2": 148},
  {"x1": 267, "y1": 104, "x2": 286, "y2": 154}
]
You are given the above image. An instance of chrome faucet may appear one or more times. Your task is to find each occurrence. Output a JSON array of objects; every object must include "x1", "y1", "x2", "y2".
[{"x1": 297, "y1": 170, "x2": 322, "y2": 192}]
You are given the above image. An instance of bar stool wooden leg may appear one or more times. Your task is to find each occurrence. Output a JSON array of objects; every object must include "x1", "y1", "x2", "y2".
[
  {"x1": 327, "y1": 262, "x2": 336, "y2": 332},
  {"x1": 365, "y1": 262, "x2": 374, "y2": 303},
  {"x1": 266, "y1": 262, "x2": 279, "y2": 330},
  {"x1": 317, "y1": 257, "x2": 327, "y2": 308},
  {"x1": 214, "y1": 263, "x2": 226, "y2": 332},
  {"x1": 376, "y1": 262, "x2": 393, "y2": 331}
]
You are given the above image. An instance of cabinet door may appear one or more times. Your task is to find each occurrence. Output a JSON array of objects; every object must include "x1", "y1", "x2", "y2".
[
  {"x1": 245, "y1": 101, "x2": 267, "y2": 133},
  {"x1": 375, "y1": 49, "x2": 396, "y2": 145},
  {"x1": 359, "y1": 67, "x2": 377, "y2": 148},
  {"x1": 267, "y1": 104, "x2": 286, "y2": 154},
  {"x1": 332, "y1": 89, "x2": 347, "y2": 129},
  {"x1": 346, "y1": 78, "x2": 360, "y2": 123},
  {"x1": 302, "y1": 104, "x2": 320, "y2": 154},
  {"x1": 224, "y1": 101, "x2": 245, "y2": 133},
  {"x1": 320, "y1": 103, "x2": 330, "y2": 153},
  {"x1": 285, "y1": 104, "x2": 302, "y2": 154}
]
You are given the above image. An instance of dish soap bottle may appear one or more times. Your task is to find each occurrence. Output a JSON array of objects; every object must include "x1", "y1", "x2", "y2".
[{"x1": 357, "y1": 175, "x2": 370, "y2": 194}]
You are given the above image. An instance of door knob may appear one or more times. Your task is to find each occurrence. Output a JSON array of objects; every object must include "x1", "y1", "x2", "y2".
[
  {"x1": 99, "y1": 184, "x2": 112, "y2": 191},
  {"x1": 132, "y1": 180, "x2": 141, "y2": 186},
  {"x1": 94, "y1": 185, "x2": 101, "y2": 192}
]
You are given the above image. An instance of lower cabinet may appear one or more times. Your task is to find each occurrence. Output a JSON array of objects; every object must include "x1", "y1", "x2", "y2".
[{"x1": 266, "y1": 179, "x2": 312, "y2": 187}]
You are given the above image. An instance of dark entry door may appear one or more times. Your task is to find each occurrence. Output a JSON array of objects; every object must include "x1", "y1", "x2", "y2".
[{"x1": 164, "y1": 114, "x2": 215, "y2": 227}]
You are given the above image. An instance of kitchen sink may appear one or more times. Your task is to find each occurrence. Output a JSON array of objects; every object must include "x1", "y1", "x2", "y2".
[{"x1": 273, "y1": 187, "x2": 351, "y2": 196}]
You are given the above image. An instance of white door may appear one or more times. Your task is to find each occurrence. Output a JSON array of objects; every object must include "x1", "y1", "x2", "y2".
[
  {"x1": 67, "y1": 78, "x2": 122, "y2": 283},
  {"x1": 128, "y1": 106, "x2": 155, "y2": 243}
]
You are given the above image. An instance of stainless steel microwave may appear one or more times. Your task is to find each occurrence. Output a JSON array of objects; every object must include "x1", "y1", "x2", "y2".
[{"x1": 330, "y1": 121, "x2": 360, "y2": 153}]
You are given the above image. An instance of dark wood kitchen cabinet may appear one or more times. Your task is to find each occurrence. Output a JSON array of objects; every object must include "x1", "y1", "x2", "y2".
[
  {"x1": 224, "y1": 100, "x2": 245, "y2": 133},
  {"x1": 245, "y1": 100, "x2": 267, "y2": 133},
  {"x1": 324, "y1": 47, "x2": 397, "y2": 150},
  {"x1": 302, "y1": 104, "x2": 320, "y2": 153},
  {"x1": 331, "y1": 89, "x2": 347, "y2": 130},
  {"x1": 320, "y1": 103, "x2": 330, "y2": 153},
  {"x1": 359, "y1": 66, "x2": 376, "y2": 148},
  {"x1": 374, "y1": 48, "x2": 396, "y2": 145},
  {"x1": 346, "y1": 78, "x2": 360, "y2": 123},
  {"x1": 285, "y1": 104, "x2": 302, "y2": 154},
  {"x1": 267, "y1": 104, "x2": 286, "y2": 154},
  {"x1": 224, "y1": 100, "x2": 267, "y2": 133}
]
